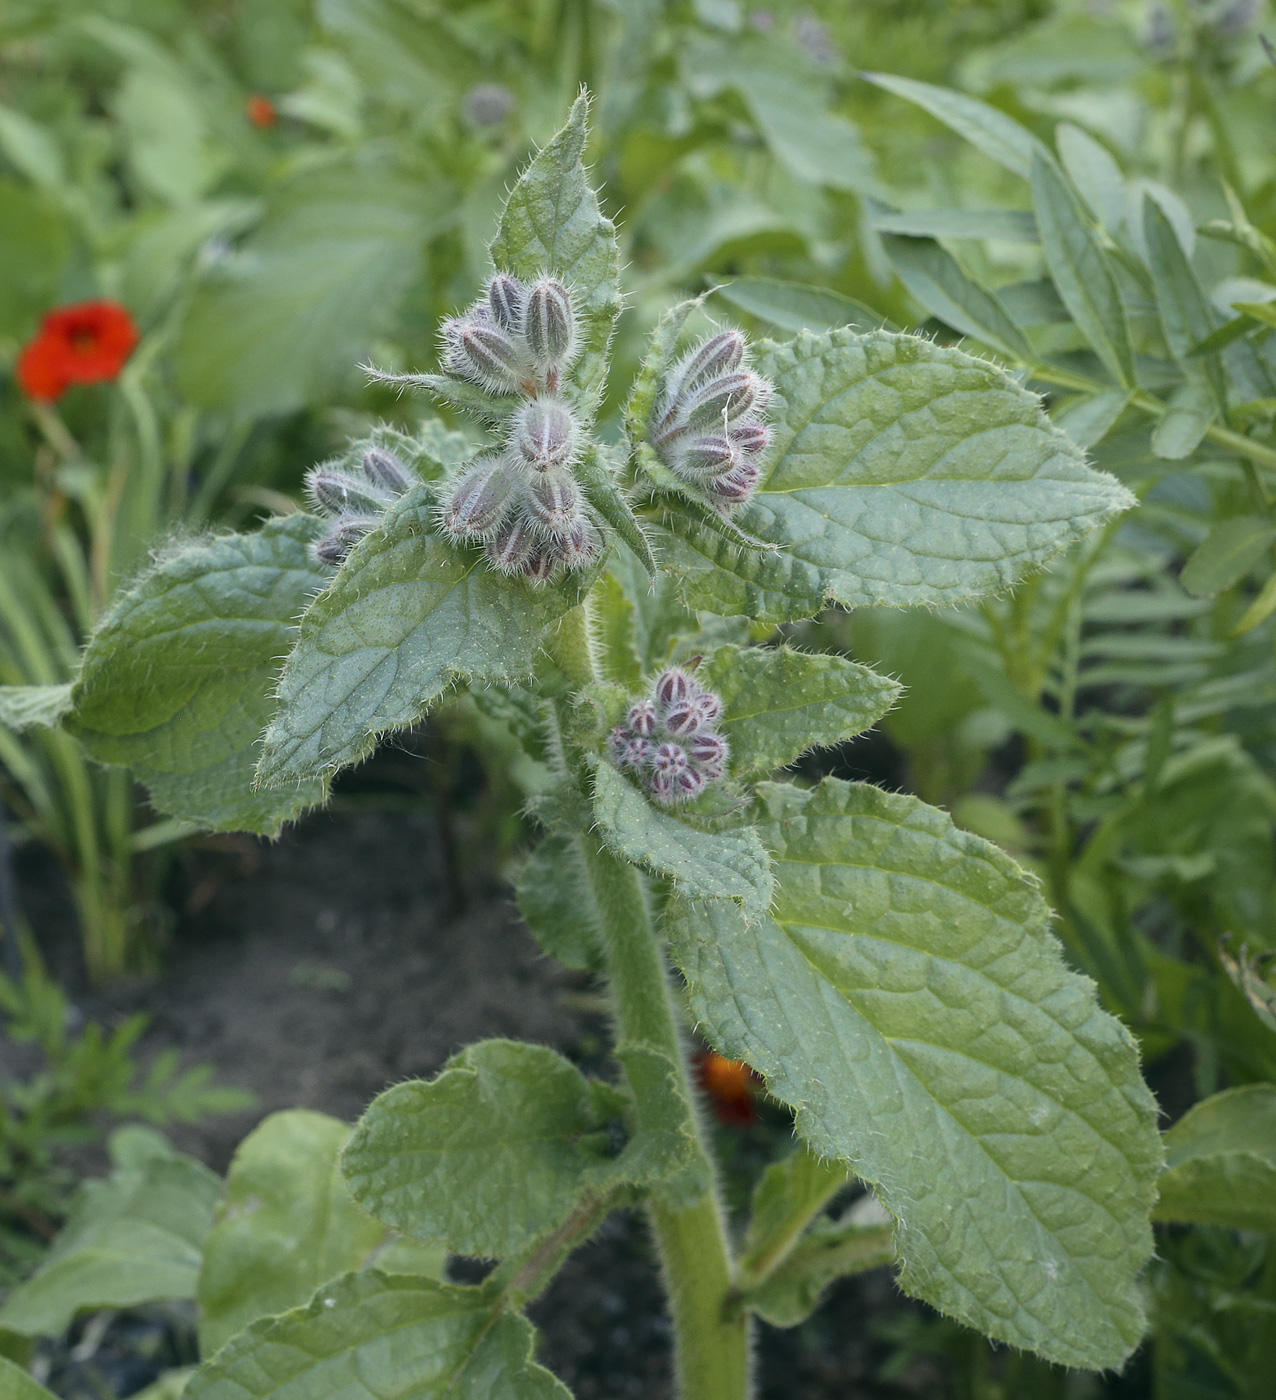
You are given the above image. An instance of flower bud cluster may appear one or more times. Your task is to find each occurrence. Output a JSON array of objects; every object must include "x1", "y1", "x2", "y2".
[
  {"x1": 649, "y1": 329, "x2": 773, "y2": 513},
  {"x1": 308, "y1": 448, "x2": 415, "y2": 566},
  {"x1": 606, "y1": 668, "x2": 729, "y2": 805},
  {"x1": 438, "y1": 272, "x2": 602, "y2": 585}
]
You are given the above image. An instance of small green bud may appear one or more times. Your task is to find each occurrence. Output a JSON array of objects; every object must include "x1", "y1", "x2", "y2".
[
  {"x1": 441, "y1": 455, "x2": 519, "y2": 539},
  {"x1": 487, "y1": 516, "x2": 537, "y2": 574},
  {"x1": 313, "y1": 515, "x2": 380, "y2": 566},
  {"x1": 442, "y1": 316, "x2": 527, "y2": 394},
  {"x1": 487, "y1": 274, "x2": 526, "y2": 333},
  {"x1": 523, "y1": 277, "x2": 577, "y2": 371},
  {"x1": 362, "y1": 447, "x2": 413, "y2": 495},
  {"x1": 524, "y1": 467, "x2": 582, "y2": 538},
  {"x1": 306, "y1": 467, "x2": 393, "y2": 518},
  {"x1": 514, "y1": 397, "x2": 578, "y2": 470}
]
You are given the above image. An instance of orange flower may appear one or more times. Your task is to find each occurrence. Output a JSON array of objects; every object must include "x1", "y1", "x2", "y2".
[
  {"x1": 697, "y1": 1050, "x2": 763, "y2": 1127},
  {"x1": 16, "y1": 301, "x2": 139, "y2": 404},
  {"x1": 246, "y1": 94, "x2": 278, "y2": 128}
]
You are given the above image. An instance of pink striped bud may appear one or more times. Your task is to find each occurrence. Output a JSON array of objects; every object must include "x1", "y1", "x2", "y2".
[
  {"x1": 362, "y1": 447, "x2": 413, "y2": 495},
  {"x1": 688, "y1": 731, "x2": 728, "y2": 777},
  {"x1": 523, "y1": 278, "x2": 577, "y2": 369},
  {"x1": 487, "y1": 517, "x2": 537, "y2": 574},
  {"x1": 648, "y1": 768, "x2": 676, "y2": 802},
  {"x1": 653, "y1": 742, "x2": 689, "y2": 774},
  {"x1": 608, "y1": 726, "x2": 633, "y2": 764},
  {"x1": 683, "y1": 371, "x2": 767, "y2": 433},
  {"x1": 313, "y1": 514, "x2": 379, "y2": 566},
  {"x1": 624, "y1": 736, "x2": 654, "y2": 768},
  {"x1": 307, "y1": 467, "x2": 391, "y2": 518},
  {"x1": 628, "y1": 700, "x2": 657, "y2": 737},
  {"x1": 442, "y1": 456, "x2": 518, "y2": 539},
  {"x1": 655, "y1": 669, "x2": 692, "y2": 710},
  {"x1": 515, "y1": 398, "x2": 578, "y2": 470},
  {"x1": 663, "y1": 700, "x2": 703, "y2": 737},
  {"x1": 487, "y1": 273, "x2": 526, "y2": 332},
  {"x1": 443, "y1": 317, "x2": 527, "y2": 393},
  {"x1": 709, "y1": 457, "x2": 762, "y2": 506},
  {"x1": 521, "y1": 548, "x2": 557, "y2": 586},
  {"x1": 560, "y1": 516, "x2": 601, "y2": 570},
  {"x1": 693, "y1": 691, "x2": 722, "y2": 725},
  {"x1": 728, "y1": 418, "x2": 771, "y2": 459},
  {"x1": 677, "y1": 435, "x2": 737, "y2": 479},
  {"x1": 673, "y1": 767, "x2": 706, "y2": 801},
  {"x1": 673, "y1": 330, "x2": 746, "y2": 395},
  {"x1": 525, "y1": 468, "x2": 581, "y2": 538}
]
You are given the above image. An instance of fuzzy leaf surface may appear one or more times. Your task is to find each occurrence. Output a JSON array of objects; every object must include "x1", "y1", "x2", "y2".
[
  {"x1": 743, "y1": 1216, "x2": 895, "y2": 1327},
  {"x1": 516, "y1": 832, "x2": 603, "y2": 970},
  {"x1": 257, "y1": 485, "x2": 588, "y2": 786},
  {"x1": 701, "y1": 645, "x2": 900, "y2": 776},
  {"x1": 1153, "y1": 1085, "x2": 1276, "y2": 1232},
  {"x1": 198, "y1": 1110, "x2": 443, "y2": 1357},
  {"x1": 0, "y1": 1134, "x2": 220, "y2": 1337},
  {"x1": 665, "y1": 778, "x2": 1161, "y2": 1369},
  {"x1": 591, "y1": 760, "x2": 772, "y2": 918},
  {"x1": 342, "y1": 1040, "x2": 600, "y2": 1258},
  {"x1": 184, "y1": 1271, "x2": 569, "y2": 1400},
  {"x1": 490, "y1": 92, "x2": 620, "y2": 415},
  {"x1": 662, "y1": 330, "x2": 1133, "y2": 619},
  {"x1": 66, "y1": 515, "x2": 328, "y2": 834},
  {"x1": 0, "y1": 683, "x2": 72, "y2": 731}
]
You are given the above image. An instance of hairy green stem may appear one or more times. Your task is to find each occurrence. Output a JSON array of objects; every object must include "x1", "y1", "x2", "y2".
[{"x1": 582, "y1": 843, "x2": 751, "y2": 1400}]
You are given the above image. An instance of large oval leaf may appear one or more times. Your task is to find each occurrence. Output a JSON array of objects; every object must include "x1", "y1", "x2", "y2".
[
  {"x1": 256, "y1": 484, "x2": 592, "y2": 786},
  {"x1": 665, "y1": 778, "x2": 1161, "y2": 1369},
  {"x1": 660, "y1": 329, "x2": 1134, "y2": 622}
]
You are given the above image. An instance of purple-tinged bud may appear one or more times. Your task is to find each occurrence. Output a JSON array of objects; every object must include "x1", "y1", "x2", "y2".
[
  {"x1": 487, "y1": 274, "x2": 526, "y2": 332},
  {"x1": 653, "y1": 742, "x2": 689, "y2": 774},
  {"x1": 648, "y1": 768, "x2": 676, "y2": 802},
  {"x1": 523, "y1": 278, "x2": 577, "y2": 370},
  {"x1": 443, "y1": 317, "x2": 527, "y2": 393},
  {"x1": 683, "y1": 371, "x2": 768, "y2": 433},
  {"x1": 559, "y1": 516, "x2": 601, "y2": 570},
  {"x1": 362, "y1": 447, "x2": 413, "y2": 495},
  {"x1": 487, "y1": 517, "x2": 537, "y2": 574},
  {"x1": 693, "y1": 691, "x2": 722, "y2": 725},
  {"x1": 673, "y1": 767, "x2": 706, "y2": 801},
  {"x1": 674, "y1": 330, "x2": 747, "y2": 395},
  {"x1": 525, "y1": 468, "x2": 581, "y2": 538},
  {"x1": 663, "y1": 700, "x2": 704, "y2": 737},
  {"x1": 608, "y1": 726, "x2": 633, "y2": 764},
  {"x1": 628, "y1": 700, "x2": 657, "y2": 737},
  {"x1": 655, "y1": 669, "x2": 692, "y2": 710},
  {"x1": 306, "y1": 467, "x2": 391, "y2": 518},
  {"x1": 624, "y1": 735, "x2": 654, "y2": 769},
  {"x1": 442, "y1": 456, "x2": 518, "y2": 539},
  {"x1": 312, "y1": 514, "x2": 379, "y2": 566},
  {"x1": 521, "y1": 549, "x2": 557, "y2": 586},
  {"x1": 514, "y1": 397, "x2": 577, "y2": 469},
  {"x1": 728, "y1": 418, "x2": 771, "y2": 459},
  {"x1": 709, "y1": 457, "x2": 762, "y2": 507},
  {"x1": 688, "y1": 731, "x2": 728, "y2": 776},
  {"x1": 677, "y1": 435, "x2": 738, "y2": 479},
  {"x1": 464, "y1": 82, "x2": 515, "y2": 129}
]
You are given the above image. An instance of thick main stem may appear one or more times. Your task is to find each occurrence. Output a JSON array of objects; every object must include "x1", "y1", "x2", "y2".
[{"x1": 582, "y1": 843, "x2": 751, "y2": 1400}]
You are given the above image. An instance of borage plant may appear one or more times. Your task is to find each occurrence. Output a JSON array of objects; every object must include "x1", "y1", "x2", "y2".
[{"x1": 1, "y1": 96, "x2": 1163, "y2": 1398}]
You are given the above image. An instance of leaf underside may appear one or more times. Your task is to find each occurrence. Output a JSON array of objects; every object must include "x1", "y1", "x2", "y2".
[{"x1": 665, "y1": 778, "x2": 1161, "y2": 1369}]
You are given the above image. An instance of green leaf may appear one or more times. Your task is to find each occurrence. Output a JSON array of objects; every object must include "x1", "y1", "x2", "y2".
[
  {"x1": 1180, "y1": 517, "x2": 1276, "y2": 598},
  {"x1": 880, "y1": 233, "x2": 1035, "y2": 361},
  {"x1": 0, "y1": 1133, "x2": 221, "y2": 1337},
  {"x1": 709, "y1": 277, "x2": 892, "y2": 336},
  {"x1": 198, "y1": 1110, "x2": 443, "y2": 1358},
  {"x1": 1030, "y1": 153, "x2": 1135, "y2": 388},
  {"x1": 256, "y1": 484, "x2": 590, "y2": 786},
  {"x1": 742, "y1": 1211, "x2": 895, "y2": 1328},
  {"x1": 1153, "y1": 1085, "x2": 1276, "y2": 1232},
  {"x1": 1055, "y1": 124, "x2": 1125, "y2": 232},
  {"x1": 575, "y1": 443, "x2": 656, "y2": 578},
  {"x1": 863, "y1": 73, "x2": 1048, "y2": 178},
  {"x1": 343, "y1": 1040, "x2": 601, "y2": 1258},
  {"x1": 590, "y1": 760, "x2": 773, "y2": 918},
  {"x1": 1151, "y1": 382, "x2": 1216, "y2": 461},
  {"x1": 185, "y1": 1271, "x2": 569, "y2": 1400},
  {"x1": 665, "y1": 778, "x2": 1162, "y2": 1369},
  {"x1": 126, "y1": 1369, "x2": 195, "y2": 1400},
  {"x1": 0, "y1": 684, "x2": 73, "y2": 731},
  {"x1": 516, "y1": 832, "x2": 604, "y2": 970},
  {"x1": 699, "y1": 645, "x2": 900, "y2": 777},
  {"x1": 1142, "y1": 197, "x2": 1218, "y2": 364},
  {"x1": 1054, "y1": 391, "x2": 1129, "y2": 449},
  {"x1": 871, "y1": 208, "x2": 1038, "y2": 243},
  {"x1": 741, "y1": 74, "x2": 878, "y2": 193},
  {"x1": 610, "y1": 1044, "x2": 705, "y2": 1199},
  {"x1": 176, "y1": 161, "x2": 442, "y2": 417},
  {"x1": 490, "y1": 91, "x2": 620, "y2": 417},
  {"x1": 662, "y1": 329, "x2": 1134, "y2": 618},
  {"x1": 740, "y1": 1147, "x2": 851, "y2": 1281},
  {"x1": 0, "y1": 1356, "x2": 59, "y2": 1400},
  {"x1": 66, "y1": 515, "x2": 329, "y2": 835}
]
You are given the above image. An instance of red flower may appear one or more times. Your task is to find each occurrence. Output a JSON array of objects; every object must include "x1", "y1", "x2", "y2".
[
  {"x1": 696, "y1": 1050, "x2": 763, "y2": 1128},
  {"x1": 16, "y1": 301, "x2": 139, "y2": 404},
  {"x1": 246, "y1": 95, "x2": 278, "y2": 128}
]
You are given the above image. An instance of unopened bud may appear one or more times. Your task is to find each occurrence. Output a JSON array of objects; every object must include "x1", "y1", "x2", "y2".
[
  {"x1": 674, "y1": 330, "x2": 747, "y2": 394},
  {"x1": 525, "y1": 468, "x2": 581, "y2": 538},
  {"x1": 559, "y1": 517, "x2": 601, "y2": 570},
  {"x1": 313, "y1": 514, "x2": 379, "y2": 566},
  {"x1": 694, "y1": 690, "x2": 723, "y2": 725},
  {"x1": 688, "y1": 731, "x2": 728, "y2": 777},
  {"x1": 648, "y1": 768, "x2": 676, "y2": 802},
  {"x1": 442, "y1": 456, "x2": 518, "y2": 539},
  {"x1": 683, "y1": 371, "x2": 767, "y2": 433},
  {"x1": 673, "y1": 767, "x2": 706, "y2": 800},
  {"x1": 307, "y1": 467, "x2": 391, "y2": 518},
  {"x1": 521, "y1": 548, "x2": 557, "y2": 586},
  {"x1": 487, "y1": 517, "x2": 537, "y2": 574},
  {"x1": 523, "y1": 278, "x2": 576, "y2": 369},
  {"x1": 514, "y1": 397, "x2": 577, "y2": 469},
  {"x1": 624, "y1": 735, "x2": 654, "y2": 769},
  {"x1": 678, "y1": 435, "x2": 737, "y2": 479},
  {"x1": 608, "y1": 726, "x2": 634, "y2": 764},
  {"x1": 655, "y1": 669, "x2": 692, "y2": 710},
  {"x1": 664, "y1": 700, "x2": 704, "y2": 737},
  {"x1": 728, "y1": 418, "x2": 771, "y2": 459},
  {"x1": 487, "y1": 274, "x2": 526, "y2": 332},
  {"x1": 709, "y1": 457, "x2": 762, "y2": 507},
  {"x1": 628, "y1": 700, "x2": 657, "y2": 737},
  {"x1": 362, "y1": 448, "x2": 413, "y2": 495},
  {"x1": 653, "y1": 742, "x2": 689, "y2": 774},
  {"x1": 443, "y1": 317, "x2": 526, "y2": 392}
]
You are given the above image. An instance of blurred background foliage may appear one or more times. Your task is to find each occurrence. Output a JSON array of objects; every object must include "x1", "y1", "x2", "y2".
[{"x1": 4, "y1": 0, "x2": 1276, "y2": 1396}]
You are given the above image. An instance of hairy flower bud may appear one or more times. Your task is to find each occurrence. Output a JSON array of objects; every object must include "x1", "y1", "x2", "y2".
[
  {"x1": 362, "y1": 447, "x2": 413, "y2": 495},
  {"x1": 677, "y1": 435, "x2": 737, "y2": 479},
  {"x1": 672, "y1": 767, "x2": 706, "y2": 801},
  {"x1": 442, "y1": 456, "x2": 518, "y2": 539},
  {"x1": 687, "y1": 731, "x2": 728, "y2": 776},
  {"x1": 442, "y1": 317, "x2": 527, "y2": 393},
  {"x1": 487, "y1": 517, "x2": 537, "y2": 574},
  {"x1": 313, "y1": 514, "x2": 379, "y2": 566},
  {"x1": 693, "y1": 690, "x2": 723, "y2": 725},
  {"x1": 673, "y1": 330, "x2": 746, "y2": 395},
  {"x1": 521, "y1": 548, "x2": 557, "y2": 586},
  {"x1": 307, "y1": 467, "x2": 392, "y2": 518},
  {"x1": 709, "y1": 457, "x2": 762, "y2": 506},
  {"x1": 728, "y1": 418, "x2": 771, "y2": 459},
  {"x1": 648, "y1": 768, "x2": 676, "y2": 802},
  {"x1": 682, "y1": 371, "x2": 767, "y2": 433},
  {"x1": 523, "y1": 278, "x2": 577, "y2": 370},
  {"x1": 624, "y1": 735, "x2": 654, "y2": 769},
  {"x1": 652, "y1": 742, "x2": 689, "y2": 774},
  {"x1": 608, "y1": 726, "x2": 633, "y2": 764},
  {"x1": 559, "y1": 516, "x2": 601, "y2": 570},
  {"x1": 628, "y1": 700, "x2": 658, "y2": 737},
  {"x1": 487, "y1": 274, "x2": 526, "y2": 333},
  {"x1": 525, "y1": 467, "x2": 582, "y2": 538},
  {"x1": 663, "y1": 700, "x2": 704, "y2": 737},
  {"x1": 655, "y1": 669, "x2": 692, "y2": 711},
  {"x1": 514, "y1": 397, "x2": 577, "y2": 470}
]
